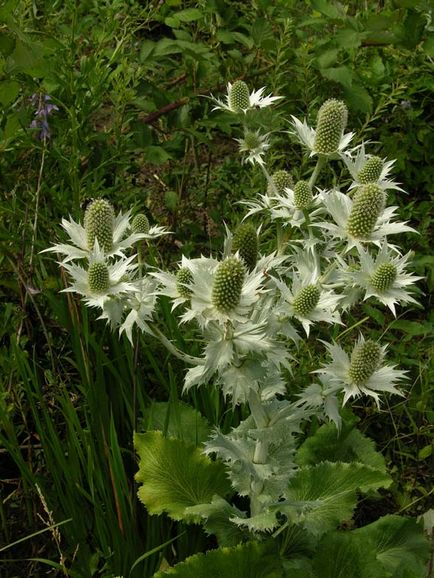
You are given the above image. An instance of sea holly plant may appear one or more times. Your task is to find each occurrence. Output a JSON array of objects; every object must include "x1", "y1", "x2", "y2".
[{"x1": 44, "y1": 84, "x2": 429, "y2": 577}]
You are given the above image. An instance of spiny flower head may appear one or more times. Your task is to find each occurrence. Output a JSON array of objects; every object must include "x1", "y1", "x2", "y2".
[
  {"x1": 292, "y1": 284, "x2": 321, "y2": 316},
  {"x1": 87, "y1": 261, "x2": 110, "y2": 293},
  {"x1": 293, "y1": 180, "x2": 313, "y2": 210},
  {"x1": 84, "y1": 199, "x2": 115, "y2": 253},
  {"x1": 346, "y1": 183, "x2": 385, "y2": 239},
  {"x1": 370, "y1": 262, "x2": 397, "y2": 292},
  {"x1": 267, "y1": 170, "x2": 293, "y2": 194},
  {"x1": 236, "y1": 130, "x2": 270, "y2": 166},
  {"x1": 176, "y1": 267, "x2": 193, "y2": 299},
  {"x1": 132, "y1": 213, "x2": 150, "y2": 234},
  {"x1": 358, "y1": 156, "x2": 384, "y2": 184},
  {"x1": 348, "y1": 340, "x2": 382, "y2": 385},
  {"x1": 314, "y1": 99, "x2": 348, "y2": 155},
  {"x1": 211, "y1": 257, "x2": 245, "y2": 312},
  {"x1": 232, "y1": 223, "x2": 258, "y2": 271},
  {"x1": 228, "y1": 80, "x2": 250, "y2": 112}
]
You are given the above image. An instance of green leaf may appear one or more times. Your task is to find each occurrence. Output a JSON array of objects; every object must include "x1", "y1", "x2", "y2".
[
  {"x1": 134, "y1": 431, "x2": 231, "y2": 522},
  {"x1": 354, "y1": 515, "x2": 430, "y2": 576},
  {"x1": 143, "y1": 146, "x2": 172, "y2": 164},
  {"x1": 279, "y1": 462, "x2": 391, "y2": 536},
  {"x1": 316, "y1": 48, "x2": 339, "y2": 69},
  {"x1": 142, "y1": 401, "x2": 210, "y2": 446},
  {"x1": 0, "y1": 80, "x2": 19, "y2": 106},
  {"x1": 152, "y1": 541, "x2": 283, "y2": 577},
  {"x1": 418, "y1": 444, "x2": 432, "y2": 460},
  {"x1": 175, "y1": 8, "x2": 203, "y2": 22},
  {"x1": 334, "y1": 28, "x2": 362, "y2": 50},
  {"x1": 313, "y1": 531, "x2": 385, "y2": 578},
  {"x1": 140, "y1": 40, "x2": 155, "y2": 63},
  {"x1": 296, "y1": 422, "x2": 386, "y2": 474},
  {"x1": 165, "y1": 190, "x2": 179, "y2": 212},
  {"x1": 185, "y1": 496, "x2": 247, "y2": 546},
  {"x1": 310, "y1": 0, "x2": 343, "y2": 19},
  {"x1": 320, "y1": 66, "x2": 353, "y2": 88},
  {"x1": 343, "y1": 84, "x2": 372, "y2": 114}
]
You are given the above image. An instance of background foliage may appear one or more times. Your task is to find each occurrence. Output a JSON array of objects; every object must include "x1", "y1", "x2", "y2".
[{"x1": 0, "y1": 0, "x2": 433, "y2": 576}]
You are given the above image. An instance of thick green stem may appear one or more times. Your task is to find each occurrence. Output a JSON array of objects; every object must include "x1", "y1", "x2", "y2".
[
  {"x1": 308, "y1": 155, "x2": 326, "y2": 189},
  {"x1": 247, "y1": 389, "x2": 269, "y2": 517}
]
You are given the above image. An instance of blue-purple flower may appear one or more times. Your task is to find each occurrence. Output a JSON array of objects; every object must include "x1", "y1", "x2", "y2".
[{"x1": 30, "y1": 94, "x2": 59, "y2": 140}]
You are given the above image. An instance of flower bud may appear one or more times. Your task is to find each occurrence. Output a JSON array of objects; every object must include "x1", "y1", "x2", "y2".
[
  {"x1": 314, "y1": 99, "x2": 348, "y2": 155},
  {"x1": 370, "y1": 263, "x2": 397, "y2": 292},
  {"x1": 232, "y1": 223, "x2": 258, "y2": 271},
  {"x1": 84, "y1": 199, "x2": 114, "y2": 253},
  {"x1": 293, "y1": 285, "x2": 320, "y2": 316},
  {"x1": 229, "y1": 80, "x2": 250, "y2": 112},
  {"x1": 348, "y1": 340, "x2": 382, "y2": 385},
  {"x1": 346, "y1": 184, "x2": 385, "y2": 239},
  {"x1": 293, "y1": 180, "x2": 313, "y2": 210},
  {"x1": 176, "y1": 267, "x2": 193, "y2": 298},
  {"x1": 88, "y1": 261, "x2": 110, "y2": 293},
  {"x1": 132, "y1": 213, "x2": 150, "y2": 234},
  {"x1": 267, "y1": 170, "x2": 293, "y2": 194},
  {"x1": 358, "y1": 156, "x2": 384, "y2": 184},
  {"x1": 212, "y1": 257, "x2": 245, "y2": 312}
]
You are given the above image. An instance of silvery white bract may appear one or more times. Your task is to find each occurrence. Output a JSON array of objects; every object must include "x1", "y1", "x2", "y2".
[
  {"x1": 315, "y1": 336, "x2": 407, "y2": 407},
  {"x1": 210, "y1": 82, "x2": 282, "y2": 113},
  {"x1": 61, "y1": 241, "x2": 137, "y2": 308},
  {"x1": 235, "y1": 130, "x2": 271, "y2": 166},
  {"x1": 289, "y1": 114, "x2": 354, "y2": 158}
]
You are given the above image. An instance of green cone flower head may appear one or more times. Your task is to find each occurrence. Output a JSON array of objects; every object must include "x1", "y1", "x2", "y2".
[
  {"x1": 293, "y1": 284, "x2": 321, "y2": 316},
  {"x1": 84, "y1": 199, "x2": 114, "y2": 253},
  {"x1": 314, "y1": 99, "x2": 348, "y2": 155},
  {"x1": 132, "y1": 213, "x2": 150, "y2": 234},
  {"x1": 294, "y1": 180, "x2": 313, "y2": 210},
  {"x1": 176, "y1": 267, "x2": 193, "y2": 298},
  {"x1": 88, "y1": 261, "x2": 110, "y2": 293},
  {"x1": 346, "y1": 183, "x2": 385, "y2": 239},
  {"x1": 348, "y1": 340, "x2": 382, "y2": 385},
  {"x1": 267, "y1": 169, "x2": 293, "y2": 194},
  {"x1": 243, "y1": 131, "x2": 262, "y2": 151},
  {"x1": 357, "y1": 156, "x2": 384, "y2": 184},
  {"x1": 232, "y1": 223, "x2": 258, "y2": 271},
  {"x1": 370, "y1": 262, "x2": 397, "y2": 292},
  {"x1": 229, "y1": 80, "x2": 250, "y2": 112},
  {"x1": 212, "y1": 257, "x2": 245, "y2": 312}
]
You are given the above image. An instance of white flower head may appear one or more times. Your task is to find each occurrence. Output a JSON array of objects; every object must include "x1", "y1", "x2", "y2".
[
  {"x1": 339, "y1": 243, "x2": 422, "y2": 315},
  {"x1": 273, "y1": 259, "x2": 342, "y2": 336},
  {"x1": 315, "y1": 336, "x2": 407, "y2": 407},
  {"x1": 317, "y1": 190, "x2": 416, "y2": 251},
  {"x1": 235, "y1": 130, "x2": 271, "y2": 166},
  {"x1": 210, "y1": 80, "x2": 282, "y2": 114},
  {"x1": 289, "y1": 99, "x2": 354, "y2": 158},
  {"x1": 61, "y1": 241, "x2": 137, "y2": 309},
  {"x1": 42, "y1": 208, "x2": 153, "y2": 263},
  {"x1": 269, "y1": 184, "x2": 323, "y2": 229},
  {"x1": 151, "y1": 255, "x2": 195, "y2": 311},
  {"x1": 341, "y1": 143, "x2": 405, "y2": 193},
  {"x1": 118, "y1": 276, "x2": 159, "y2": 344}
]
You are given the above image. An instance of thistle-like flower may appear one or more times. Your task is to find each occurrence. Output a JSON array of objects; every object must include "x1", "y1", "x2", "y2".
[
  {"x1": 315, "y1": 336, "x2": 407, "y2": 406},
  {"x1": 42, "y1": 204, "x2": 169, "y2": 263},
  {"x1": 338, "y1": 244, "x2": 422, "y2": 315},
  {"x1": 212, "y1": 257, "x2": 245, "y2": 313},
  {"x1": 118, "y1": 276, "x2": 159, "y2": 344},
  {"x1": 317, "y1": 190, "x2": 415, "y2": 250},
  {"x1": 268, "y1": 182, "x2": 322, "y2": 229},
  {"x1": 267, "y1": 169, "x2": 293, "y2": 195},
  {"x1": 236, "y1": 130, "x2": 270, "y2": 166},
  {"x1": 210, "y1": 80, "x2": 282, "y2": 114},
  {"x1": 60, "y1": 242, "x2": 137, "y2": 309},
  {"x1": 232, "y1": 223, "x2": 258, "y2": 271},
  {"x1": 341, "y1": 144, "x2": 404, "y2": 192},
  {"x1": 290, "y1": 99, "x2": 354, "y2": 157},
  {"x1": 151, "y1": 255, "x2": 196, "y2": 311}
]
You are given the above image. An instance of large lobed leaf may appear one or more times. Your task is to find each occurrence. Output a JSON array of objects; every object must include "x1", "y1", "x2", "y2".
[
  {"x1": 134, "y1": 432, "x2": 231, "y2": 522},
  {"x1": 278, "y1": 461, "x2": 391, "y2": 536},
  {"x1": 152, "y1": 541, "x2": 283, "y2": 578},
  {"x1": 142, "y1": 401, "x2": 210, "y2": 446}
]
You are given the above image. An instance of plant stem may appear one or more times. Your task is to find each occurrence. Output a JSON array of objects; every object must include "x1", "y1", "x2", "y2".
[
  {"x1": 148, "y1": 324, "x2": 205, "y2": 366},
  {"x1": 308, "y1": 155, "x2": 326, "y2": 189},
  {"x1": 247, "y1": 389, "x2": 269, "y2": 517}
]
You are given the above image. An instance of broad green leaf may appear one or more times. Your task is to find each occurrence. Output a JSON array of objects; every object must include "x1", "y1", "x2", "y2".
[
  {"x1": 310, "y1": 0, "x2": 343, "y2": 19},
  {"x1": 279, "y1": 462, "x2": 391, "y2": 536},
  {"x1": 0, "y1": 80, "x2": 19, "y2": 106},
  {"x1": 134, "y1": 432, "x2": 231, "y2": 522},
  {"x1": 335, "y1": 28, "x2": 362, "y2": 50},
  {"x1": 343, "y1": 84, "x2": 372, "y2": 114},
  {"x1": 354, "y1": 515, "x2": 429, "y2": 577},
  {"x1": 140, "y1": 40, "x2": 155, "y2": 63},
  {"x1": 153, "y1": 541, "x2": 283, "y2": 577},
  {"x1": 175, "y1": 8, "x2": 203, "y2": 22},
  {"x1": 316, "y1": 48, "x2": 339, "y2": 69},
  {"x1": 143, "y1": 146, "x2": 172, "y2": 164},
  {"x1": 313, "y1": 531, "x2": 385, "y2": 578},
  {"x1": 185, "y1": 496, "x2": 247, "y2": 546},
  {"x1": 296, "y1": 422, "x2": 386, "y2": 474},
  {"x1": 142, "y1": 401, "x2": 210, "y2": 446},
  {"x1": 320, "y1": 66, "x2": 353, "y2": 88}
]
